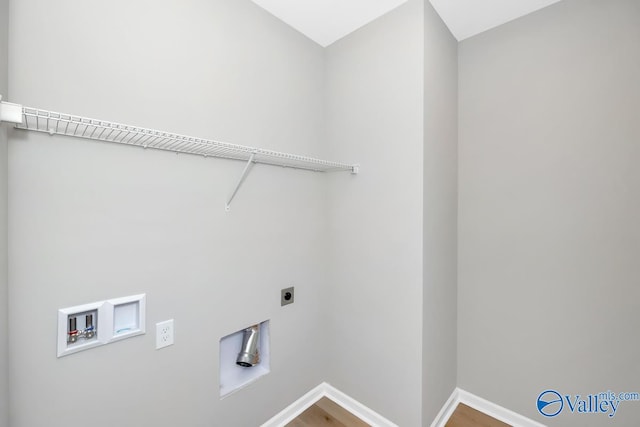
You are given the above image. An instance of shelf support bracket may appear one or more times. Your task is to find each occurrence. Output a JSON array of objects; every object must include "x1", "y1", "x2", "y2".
[
  {"x1": 0, "y1": 97, "x2": 24, "y2": 125},
  {"x1": 225, "y1": 152, "x2": 256, "y2": 212}
]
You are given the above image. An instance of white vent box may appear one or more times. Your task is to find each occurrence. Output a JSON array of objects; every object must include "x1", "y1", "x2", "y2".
[{"x1": 219, "y1": 320, "x2": 270, "y2": 398}]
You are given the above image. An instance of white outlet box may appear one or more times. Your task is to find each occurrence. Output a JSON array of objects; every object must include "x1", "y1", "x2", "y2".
[
  {"x1": 57, "y1": 301, "x2": 106, "y2": 357},
  {"x1": 57, "y1": 294, "x2": 146, "y2": 358},
  {"x1": 156, "y1": 319, "x2": 174, "y2": 349}
]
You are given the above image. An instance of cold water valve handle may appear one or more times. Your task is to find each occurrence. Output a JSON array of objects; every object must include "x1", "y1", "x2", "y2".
[{"x1": 84, "y1": 314, "x2": 95, "y2": 339}]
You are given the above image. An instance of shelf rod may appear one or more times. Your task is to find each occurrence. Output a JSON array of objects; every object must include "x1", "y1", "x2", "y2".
[
  {"x1": 225, "y1": 153, "x2": 256, "y2": 212},
  {"x1": 0, "y1": 97, "x2": 360, "y2": 210},
  {"x1": 2, "y1": 100, "x2": 357, "y2": 173}
]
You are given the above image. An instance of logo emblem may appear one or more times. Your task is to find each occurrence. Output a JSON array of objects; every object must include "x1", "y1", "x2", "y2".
[{"x1": 538, "y1": 390, "x2": 563, "y2": 417}]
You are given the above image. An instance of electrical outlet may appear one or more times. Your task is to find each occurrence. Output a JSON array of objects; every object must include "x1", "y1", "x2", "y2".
[
  {"x1": 281, "y1": 287, "x2": 294, "y2": 306},
  {"x1": 156, "y1": 319, "x2": 174, "y2": 350}
]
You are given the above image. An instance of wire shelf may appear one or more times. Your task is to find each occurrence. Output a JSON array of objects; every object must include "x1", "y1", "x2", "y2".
[{"x1": 14, "y1": 106, "x2": 358, "y2": 173}]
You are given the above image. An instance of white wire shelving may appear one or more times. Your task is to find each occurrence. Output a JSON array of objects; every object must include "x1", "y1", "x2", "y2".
[{"x1": 0, "y1": 97, "x2": 358, "y2": 210}]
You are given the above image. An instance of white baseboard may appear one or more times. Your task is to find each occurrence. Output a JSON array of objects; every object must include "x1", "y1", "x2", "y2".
[
  {"x1": 429, "y1": 387, "x2": 460, "y2": 427},
  {"x1": 322, "y1": 383, "x2": 399, "y2": 427},
  {"x1": 262, "y1": 383, "x2": 546, "y2": 427},
  {"x1": 260, "y1": 382, "x2": 398, "y2": 427},
  {"x1": 260, "y1": 383, "x2": 326, "y2": 427},
  {"x1": 430, "y1": 388, "x2": 547, "y2": 427}
]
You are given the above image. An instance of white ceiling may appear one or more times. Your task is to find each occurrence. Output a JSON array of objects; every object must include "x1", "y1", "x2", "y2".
[
  {"x1": 429, "y1": 0, "x2": 562, "y2": 41},
  {"x1": 251, "y1": 0, "x2": 563, "y2": 46},
  {"x1": 251, "y1": 0, "x2": 409, "y2": 47}
]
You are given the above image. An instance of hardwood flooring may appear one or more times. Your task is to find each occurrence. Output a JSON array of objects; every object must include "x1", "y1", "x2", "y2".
[
  {"x1": 445, "y1": 403, "x2": 511, "y2": 427},
  {"x1": 285, "y1": 399, "x2": 509, "y2": 427},
  {"x1": 285, "y1": 397, "x2": 370, "y2": 427}
]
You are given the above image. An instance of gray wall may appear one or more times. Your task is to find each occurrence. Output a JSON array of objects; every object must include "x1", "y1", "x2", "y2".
[
  {"x1": 324, "y1": 1, "x2": 425, "y2": 425},
  {"x1": 458, "y1": 1, "x2": 640, "y2": 426},
  {"x1": 422, "y1": 0, "x2": 457, "y2": 424},
  {"x1": 8, "y1": 1, "x2": 330, "y2": 426},
  {"x1": 0, "y1": 0, "x2": 9, "y2": 425}
]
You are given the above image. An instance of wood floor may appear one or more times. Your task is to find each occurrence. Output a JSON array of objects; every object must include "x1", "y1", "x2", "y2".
[
  {"x1": 285, "y1": 399, "x2": 509, "y2": 427},
  {"x1": 285, "y1": 397, "x2": 370, "y2": 427},
  {"x1": 445, "y1": 403, "x2": 511, "y2": 427}
]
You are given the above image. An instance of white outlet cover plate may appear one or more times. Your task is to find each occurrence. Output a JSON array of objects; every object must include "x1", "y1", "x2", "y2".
[{"x1": 156, "y1": 319, "x2": 174, "y2": 349}]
